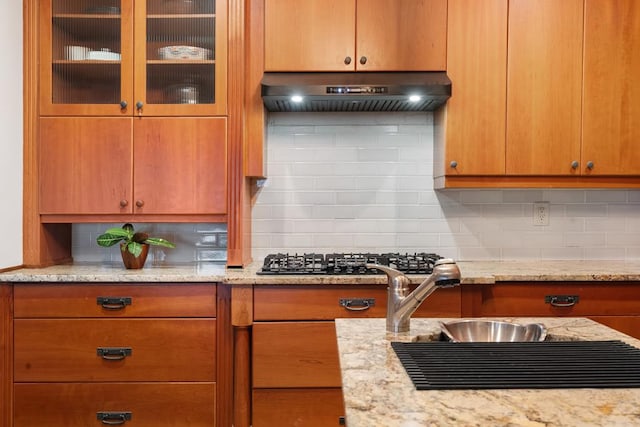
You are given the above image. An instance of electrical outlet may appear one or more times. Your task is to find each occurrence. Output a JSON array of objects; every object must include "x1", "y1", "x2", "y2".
[{"x1": 533, "y1": 202, "x2": 550, "y2": 226}]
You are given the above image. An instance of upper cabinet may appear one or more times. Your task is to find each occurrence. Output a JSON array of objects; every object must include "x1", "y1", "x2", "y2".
[
  {"x1": 39, "y1": 0, "x2": 227, "y2": 116},
  {"x1": 505, "y1": 0, "x2": 584, "y2": 176},
  {"x1": 437, "y1": 0, "x2": 640, "y2": 188},
  {"x1": 264, "y1": 0, "x2": 447, "y2": 72},
  {"x1": 438, "y1": 0, "x2": 507, "y2": 177},
  {"x1": 582, "y1": 0, "x2": 640, "y2": 176}
]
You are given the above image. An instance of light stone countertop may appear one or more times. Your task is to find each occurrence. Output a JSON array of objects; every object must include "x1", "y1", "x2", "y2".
[
  {"x1": 2, "y1": 260, "x2": 640, "y2": 284},
  {"x1": 335, "y1": 317, "x2": 640, "y2": 427}
]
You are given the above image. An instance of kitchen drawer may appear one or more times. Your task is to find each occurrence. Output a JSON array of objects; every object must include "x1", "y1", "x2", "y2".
[
  {"x1": 253, "y1": 388, "x2": 345, "y2": 427},
  {"x1": 463, "y1": 282, "x2": 640, "y2": 317},
  {"x1": 14, "y1": 318, "x2": 216, "y2": 382},
  {"x1": 253, "y1": 285, "x2": 461, "y2": 320},
  {"x1": 13, "y1": 283, "x2": 216, "y2": 318},
  {"x1": 14, "y1": 382, "x2": 216, "y2": 427},
  {"x1": 253, "y1": 322, "x2": 340, "y2": 388}
]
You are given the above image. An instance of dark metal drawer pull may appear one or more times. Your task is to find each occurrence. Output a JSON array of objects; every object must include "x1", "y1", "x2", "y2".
[
  {"x1": 339, "y1": 298, "x2": 375, "y2": 311},
  {"x1": 97, "y1": 296, "x2": 132, "y2": 310},
  {"x1": 545, "y1": 295, "x2": 580, "y2": 307},
  {"x1": 97, "y1": 411, "x2": 132, "y2": 425},
  {"x1": 97, "y1": 347, "x2": 132, "y2": 360}
]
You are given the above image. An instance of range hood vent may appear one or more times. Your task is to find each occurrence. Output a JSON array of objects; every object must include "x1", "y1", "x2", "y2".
[{"x1": 261, "y1": 72, "x2": 451, "y2": 113}]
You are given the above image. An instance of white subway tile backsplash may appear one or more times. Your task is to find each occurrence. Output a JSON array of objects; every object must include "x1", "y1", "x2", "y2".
[{"x1": 252, "y1": 112, "x2": 640, "y2": 262}]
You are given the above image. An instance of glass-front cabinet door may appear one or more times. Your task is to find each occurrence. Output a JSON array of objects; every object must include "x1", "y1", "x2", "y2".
[{"x1": 40, "y1": 0, "x2": 227, "y2": 116}]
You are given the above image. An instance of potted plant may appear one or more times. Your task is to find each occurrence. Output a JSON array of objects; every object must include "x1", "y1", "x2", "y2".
[{"x1": 96, "y1": 223, "x2": 176, "y2": 269}]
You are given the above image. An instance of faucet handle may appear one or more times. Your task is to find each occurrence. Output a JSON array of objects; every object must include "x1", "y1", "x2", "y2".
[{"x1": 365, "y1": 263, "x2": 404, "y2": 278}]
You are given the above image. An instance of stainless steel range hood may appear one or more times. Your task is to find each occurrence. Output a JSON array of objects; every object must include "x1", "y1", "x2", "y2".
[{"x1": 261, "y1": 72, "x2": 451, "y2": 112}]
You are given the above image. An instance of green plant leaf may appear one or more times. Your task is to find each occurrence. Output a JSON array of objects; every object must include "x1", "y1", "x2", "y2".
[
  {"x1": 96, "y1": 233, "x2": 125, "y2": 247},
  {"x1": 144, "y1": 237, "x2": 176, "y2": 248},
  {"x1": 126, "y1": 241, "x2": 144, "y2": 257}
]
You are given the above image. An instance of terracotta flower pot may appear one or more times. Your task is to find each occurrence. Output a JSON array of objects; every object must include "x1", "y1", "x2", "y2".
[{"x1": 120, "y1": 243, "x2": 150, "y2": 269}]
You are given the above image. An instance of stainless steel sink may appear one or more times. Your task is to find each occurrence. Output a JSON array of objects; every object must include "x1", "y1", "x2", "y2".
[
  {"x1": 414, "y1": 319, "x2": 548, "y2": 342},
  {"x1": 440, "y1": 319, "x2": 547, "y2": 342}
]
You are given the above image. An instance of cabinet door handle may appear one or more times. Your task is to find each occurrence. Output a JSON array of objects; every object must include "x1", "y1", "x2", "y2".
[
  {"x1": 135, "y1": 101, "x2": 144, "y2": 110},
  {"x1": 359, "y1": 56, "x2": 367, "y2": 65},
  {"x1": 339, "y1": 298, "x2": 375, "y2": 311},
  {"x1": 120, "y1": 100, "x2": 128, "y2": 109},
  {"x1": 586, "y1": 161, "x2": 594, "y2": 170},
  {"x1": 545, "y1": 295, "x2": 579, "y2": 307},
  {"x1": 344, "y1": 56, "x2": 352, "y2": 65},
  {"x1": 119, "y1": 200, "x2": 128, "y2": 208},
  {"x1": 97, "y1": 296, "x2": 132, "y2": 310},
  {"x1": 97, "y1": 347, "x2": 132, "y2": 360},
  {"x1": 135, "y1": 200, "x2": 145, "y2": 208},
  {"x1": 97, "y1": 411, "x2": 132, "y2": 425},
  {"x1": 571, "y1": 160, "x2": 579, "y2": 169}
]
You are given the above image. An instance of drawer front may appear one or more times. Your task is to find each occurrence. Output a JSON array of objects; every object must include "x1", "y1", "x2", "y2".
[
  {"x1": 14, "y1": 284, "x2": 216, "y2": 318},
  {"x1": 253, "y1": 322, "x2": 340, "y2": 388},
  {"x1": 254, "y1": 285, "x2": 460, "y2": 320},
  {"x1": 14, "y1": 319, "x2": 216, "y2": 381},
  {"x1": 466, "y1": 282, "x2": 640, "y2": 317},
  {"x1": 253, "y1": 388, "x2": 344, "y2": 427},
  {"x1": 14, "y1": 382, "x2": 216, "y2": 427}
]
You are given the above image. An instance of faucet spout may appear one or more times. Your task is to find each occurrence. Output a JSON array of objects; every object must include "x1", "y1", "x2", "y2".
[{"x1": 366, "y1": 259, "x2": 461, "y2": 335}]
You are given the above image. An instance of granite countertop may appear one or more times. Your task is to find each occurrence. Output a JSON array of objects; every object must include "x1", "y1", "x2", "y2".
[
  {"x1": 335, "y1": 317, "x2": 640, "y2": 427},
  {"x1": 2, "y1": 260, "x2": 640, "y2": 284}
]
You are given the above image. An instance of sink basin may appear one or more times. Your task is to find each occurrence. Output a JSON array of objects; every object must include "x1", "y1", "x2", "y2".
[{"x1": 439, "y1": 319, "x2": 547, "y2": 342}]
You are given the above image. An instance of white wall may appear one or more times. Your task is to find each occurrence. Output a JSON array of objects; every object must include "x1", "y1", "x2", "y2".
[
  {"x1": 252, "y1": 112, "x2": 640, "y2": 261},
  {"x1": 0, "y1": 2, "x2": 23, "y2": 268}
]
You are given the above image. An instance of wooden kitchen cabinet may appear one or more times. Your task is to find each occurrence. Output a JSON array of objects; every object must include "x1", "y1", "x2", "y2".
[
  {"x1": 505, "y1": 0, "x2": 584, "y2": 176},
  {"x1": 39, "y1": 0, "x2": 227, "y2": 116},
  {"x1": 582, "y1": 0, "x2": 640, "y2": 176},
  {"x1": 264, "y1": 0, "x2": 446, "y2": 71},
  {"x1": 462, "y1": 282, "x2": 640, "y2": 339},
  {"x1": 39, "y1": 116, "x2": 227, "y2": 220},
  {"x1": 12, "y1": 283, "x2": 219, "y2": 427},
  {"x1": 252, "y1": 285, "x2": 460, "y2": 426},
  {"x1": 437, "y1": 0, "x2": 640, "y2": 188},
  {"x1": 436, "y1": 0, "x2": 507, "y2": 178}
]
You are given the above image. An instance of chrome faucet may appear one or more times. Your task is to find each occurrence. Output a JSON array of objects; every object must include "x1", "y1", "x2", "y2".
[{"x1": 366, "y1": 259, "x2": 461, "y2": 335}]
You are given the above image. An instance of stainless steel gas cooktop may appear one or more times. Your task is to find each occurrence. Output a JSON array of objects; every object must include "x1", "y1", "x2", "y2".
[{"x1": 257, "y1": 252, "x2": 443, "y2": 275}]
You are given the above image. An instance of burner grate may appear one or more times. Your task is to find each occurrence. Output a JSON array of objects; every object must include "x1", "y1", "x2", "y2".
[{"x1": 257, "y1": 252, "x2": 444, "y2": 275}]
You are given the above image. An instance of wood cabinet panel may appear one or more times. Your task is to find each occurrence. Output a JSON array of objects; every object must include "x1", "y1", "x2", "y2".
[
  {"x1": 583, "y1": 0, "x2": 640, "y2": 175},
  {"x1": 39, "y1": 117, "x2": 133, "y2": 215},
  {"x1": 253, "y1": 285, "x2": 461, "y2": 320},
  {"x1": 253, "y1": 322, "x2": 341, "y2": 388},
  {"x1": 14, "y1": 318, "x2": 216, "y2": 381},
  {"x1": 133, "y1": 117, "x2": 227, "y2": 214},
  {"x1": 506, "y1": 0, "x2": 584, "y2": 175},
  {"x1": 440, "y1": 0, "x2": 507, "y2": 176},
  {"x1": 252, "y1": 388, "x2": 345, "y2": 427},
  {"x1": 264, "y1": 0, "x2": 445, "y2": 71},
  {"x1": 356, "y1": 0, "x2": 446, "y2": 71},
  {"x1": 14, "y1": 284, "x2": 216, "y2": 318},
  {"x1": 0, "y1": 285, "x2": 11, "y2": 427},
  {"x1": 462, "y1": 282, "x2": 640, "y2": 317},
  {"x1": 14, "y1": 383, "x2": 216, "y2": 427},
  {"x1": 39, "y1": 117, "x2": 226, "y2": 218},
  {"x1": 264, "y1": 0, "x2": 355, "y2": 71}
]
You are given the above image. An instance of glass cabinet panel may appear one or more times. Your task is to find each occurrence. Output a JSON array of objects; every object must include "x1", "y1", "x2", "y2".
[
  {"x1": 50, "y1": 0, "x2": 124, "y2": 106},
  {"x1": 40, "y1": 0, "x2": 226, "y2": 116},
  {"x1": 145, "y1": 0, "x2": 216, "y2": 106}
]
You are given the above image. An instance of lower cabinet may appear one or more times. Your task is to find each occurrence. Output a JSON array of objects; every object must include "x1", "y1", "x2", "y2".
[
  {"x1": 462, "y1": 282, "x2": 640, "y2": 339},
  {"x1": 251, "y1": 285, "x2": 461, "y2": 426},
  {"x1": 14, "y1": 383, "x2": 216, "y2": 427},
  {"x1": 12, "y1": 283, "x2": 218, "y2": 427}
]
